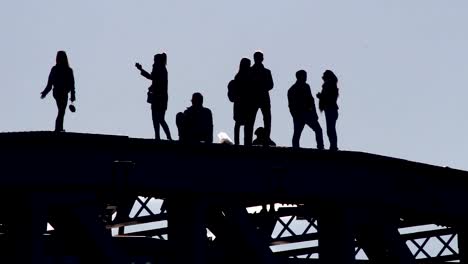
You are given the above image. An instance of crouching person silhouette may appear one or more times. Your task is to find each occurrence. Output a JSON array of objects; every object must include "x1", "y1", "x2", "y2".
[
  {"x1": 40, "y1": 50, "x2": 76, "y2": 132},
  {"x1": 288, "y1": 70, "x2": 324, "y2": 149},
  {"x1": 252, "y1": 127, "x2": 276, "y2": 147},
  {"x1": 176, "y1": 93, "x2": 213, "y2": 143}
]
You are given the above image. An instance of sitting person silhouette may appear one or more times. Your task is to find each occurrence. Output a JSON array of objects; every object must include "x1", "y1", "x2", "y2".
[
  {"x1": 40, "y1": 50, "x2": 76, "y2": 132},
  {"x1": 176, "y1": 93, "x2": 213, "y2": 143},
  {"x1": 288, "y1": 70, "x2": 324, "y2": 149},
  {"x1": 252, "y1": 127, "x2": 276, "y2": 147}
]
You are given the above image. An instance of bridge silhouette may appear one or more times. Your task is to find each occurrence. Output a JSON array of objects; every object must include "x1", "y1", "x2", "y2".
[{"x1": 0, "y1": 131, "x2": 466, "y2": 263}]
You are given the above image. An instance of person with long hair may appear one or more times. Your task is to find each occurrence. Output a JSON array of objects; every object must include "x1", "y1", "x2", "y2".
[
  {"x1": 228, "y1": 57, "x2": 251, "y2": 145},
  {"x1": 317, "y1": 70, "x2": 339, "y2": 150},
  {"x1": 135, "y1": 53, "x2": 172, "y2": 140},
  {"x1": 40, "y1": 50, "x2": 76, "y2": 132}
]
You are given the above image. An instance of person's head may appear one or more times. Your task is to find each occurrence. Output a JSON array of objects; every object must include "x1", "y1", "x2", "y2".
[
  {"x1": 239, "y1": 57, "x2": 251, "y2": 72},
  {"x1": 254, "y1": 127, "x2": 265, "y2": 138},
  {"x1": 253, "y1": 51, "x2": 264, "y2": 64},
  {"x1": 322, "y1": 70, "x2": 338, "y2": 83},
  {"x1": 161, "y1": 52, "x2": 167, "y2": 66},
  {"x1": 191, "y1": 92, "x2": 204, "y2": 107},
  {"x1": 153, "y1": 53, "x2": 161, "y2": 65},
  {"x1": 56, "y1": 51, "x2": 69, "y2": 67},
  {"x1": 296, "y1": 70, "x2": 307, "y2": 83}
]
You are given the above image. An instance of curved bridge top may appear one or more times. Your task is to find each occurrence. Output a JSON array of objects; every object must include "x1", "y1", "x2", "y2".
[{"x1": 0, "y1": 131, "x2": 467, "y2": 225}]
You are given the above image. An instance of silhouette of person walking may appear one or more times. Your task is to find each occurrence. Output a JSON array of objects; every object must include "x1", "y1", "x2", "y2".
[
  {"x1": 252, "y1": 127, "x2": 276, "y2": 147},
  {"x1": 245, "y1": 51, "x2": 274, "y2": 145},
  {"x1": 288, "y1": 70, "x2": 324, "y2": 149},
  {"x1": 317, "y1": 70, "x2": 339, "y2": 151},
  {"x1": 135, "y1": 53, "x2": 172, "y2": 141},
  {"x1": 40, "y1": 51, "x2": 76, "y2": 132},
  {"x1": 228, "y1": 58, "x2": 251, "y2": 145},
  {"x1": 176, "y1": 93, "x2": 213, "y2": 143}
]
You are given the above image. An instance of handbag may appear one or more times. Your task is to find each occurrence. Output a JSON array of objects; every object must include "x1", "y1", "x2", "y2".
[
  {"x1": 147, "y1": 87, "x2": 153, "y2": 104},
  {"x1": 69, "y1": 102, "x2": 76, "y2": 112}
]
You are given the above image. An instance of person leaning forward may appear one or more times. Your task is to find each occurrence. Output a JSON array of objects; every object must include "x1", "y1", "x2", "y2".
[{"x1": 176, "y1": 93, "x2": 213, "y2": 143}]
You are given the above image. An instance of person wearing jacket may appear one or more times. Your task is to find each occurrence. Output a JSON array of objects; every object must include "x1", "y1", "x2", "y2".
[
  {"x1": 40, "y1": 50, "x2": 76, "y2": 132},
  {"x1": 288, "y1": 70, "x2": 324, "y2": 149},
  {"x1": 176, "y1": 93, "x2": 213, "y2": 143},
  {"x1": 135, "y1": 53, "x2": 172, "y2": 141},
  {"x1": 317, "y1": 70, "x2": 339, "y2": 151},
  {"x1": 228, "y1": 58, "x2": 251, "y2": 145},
  {"x1": 244, "y1": 51, "x2": 274, "y2": 145}
]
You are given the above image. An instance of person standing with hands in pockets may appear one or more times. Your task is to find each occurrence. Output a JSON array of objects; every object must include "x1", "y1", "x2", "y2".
[{"x1": 288, "y1": 70, "x2": 324, "y2": 149}]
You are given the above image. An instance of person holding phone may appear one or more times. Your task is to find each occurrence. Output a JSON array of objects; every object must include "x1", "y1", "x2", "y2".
[
  {"x1": 135, "y1": 53, "x2": 172, "y2": 141},
  {"x1": 40, "y1": 50, "x2": 76, "y2": 132}
]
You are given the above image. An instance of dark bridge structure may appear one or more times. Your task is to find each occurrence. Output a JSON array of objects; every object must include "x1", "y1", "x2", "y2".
[{"x1": 0, "y1": 131, "x2": 467, "y2": 263}]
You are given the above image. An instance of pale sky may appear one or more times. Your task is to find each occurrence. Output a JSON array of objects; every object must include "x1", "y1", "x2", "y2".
[{"x1": 1, "y1": 0, "x2": 468, "y2": 170}]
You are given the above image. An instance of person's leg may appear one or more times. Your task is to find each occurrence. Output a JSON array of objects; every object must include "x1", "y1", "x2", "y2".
[
  {"x1": 234, "y1": 122, "x2": 241, "y2": 145},
  {"x1": 151, "y1": 106, "x2": 161, "y2": 140},
  {"x1": 244, "y1": 106, "x2": 258, "y2": 146},
  {"x1": 306, "y1": 114, "x2": 324, "y2": 150},
  {"x1": 54, "y1": 95, "x2": 68, "y2": 132},
  {"x1": 260, "y1": 103, "x2": 272, "y2": 139},
  {"x1": 292, "y1": 117, "x2": 305, "y2": 148},
  {"x1": 176, "y1": 112, "x2": 185, "y2": 141},
  {"x1": 159, "y1": 109, "x2": 172, "y2": 140},
  {"x1": 325, "y1": 109, "x2": 338, "y2": 150}
]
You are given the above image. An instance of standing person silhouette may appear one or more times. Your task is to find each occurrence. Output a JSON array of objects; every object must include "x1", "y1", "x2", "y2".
[
  {"x1": 40, "y1": 50, "x2": 76, "y2": 132},
  {"x1": 288, "y1": 70, "x2": 324, "y2": 149},
  {"x1": 228, "y1": 58, "x2": 251, "y2": 145},
  {"x1": 135, "y1": 53, "x2": 172, "y2": 141},
  {"x1": 317, "y1": 70, "x2": 339, "y2": 151},
  {"x1": 245, "y1": 51, "x2": 274, "y2": 145}
]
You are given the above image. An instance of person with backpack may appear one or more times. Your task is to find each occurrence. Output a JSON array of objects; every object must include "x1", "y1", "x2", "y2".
[{"x1": 228, "y1": 58, "x2": 251, "y2": 145}]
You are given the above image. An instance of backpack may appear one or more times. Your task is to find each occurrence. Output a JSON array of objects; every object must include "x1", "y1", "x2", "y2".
[{"x1": 227, "y1": 79, "x2": 237, "y2": 102}]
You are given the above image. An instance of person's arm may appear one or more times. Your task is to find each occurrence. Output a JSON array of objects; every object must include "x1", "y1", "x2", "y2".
[
  {"x1": 135, "y1": 63, "x2": 152, "y2": 80},
  {"x1": 41, "y1": 67, "x2": 54, "y2": 99},
  {"x1": 266, "y1": 69, "x2": 274, "y2": 91},
  {"x1": 305, "y1": 85, "x2": 314, "y2": 111},
  {"x1": 70, "y1": 69, "x2": 76, "y2": 102},
  {"x1": 287, "y1": 88, "x2": 295, "y2": 115},
  {"x1": 207, "y1": 109, "x2": 213, "y2": 143},
  {"x1": 162, "y1": 69, "x2": 168, "y2": 92},
  {"x1": 140, "y1": 69, "x2": 152, "y2": 80}
]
